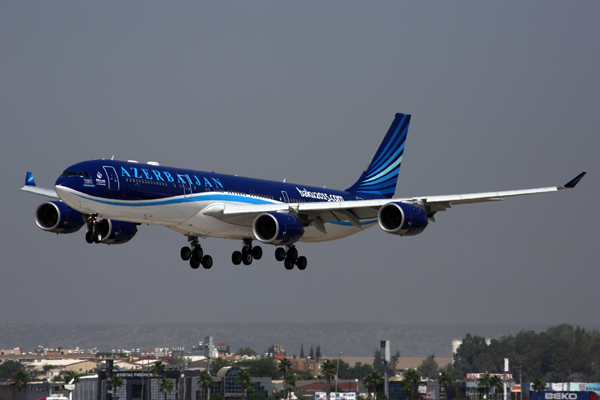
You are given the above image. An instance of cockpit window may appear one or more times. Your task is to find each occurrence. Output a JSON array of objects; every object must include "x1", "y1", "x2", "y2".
[
  {"x1": 67, "y1": 171, "x2": 77, "y2": 177},
  {"x1": 78, "y1": 171, "x2": 84, "y2": 177},
  {"x1": 83, "y1": 171, "x2": 92, "y2": 178}
]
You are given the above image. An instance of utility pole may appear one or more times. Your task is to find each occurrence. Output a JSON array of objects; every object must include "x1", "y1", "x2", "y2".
[
  {"x1": 504, "y1": 358, "x2": 509, "y2": 400},
  {"x1": 335, "y1": 352, "x2": 343, "y2": 400},
  {"x1": 205, "y1": 337, "x2": 213, "y2": 400}
]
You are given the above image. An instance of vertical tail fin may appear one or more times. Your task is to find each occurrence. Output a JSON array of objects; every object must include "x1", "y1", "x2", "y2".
[{"x1": 345, "y1": 113, "x2": 411, "y2": 198}]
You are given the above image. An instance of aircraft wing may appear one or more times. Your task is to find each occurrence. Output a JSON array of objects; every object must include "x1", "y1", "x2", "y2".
[
  {"x1": 204, "y1": 172, "x2": 586, "y2": 230},
  {"x1": 20, "y1": 172, "x2": 59, "y2": 199}
]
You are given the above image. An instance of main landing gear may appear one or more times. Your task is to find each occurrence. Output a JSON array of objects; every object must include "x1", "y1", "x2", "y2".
[
  {"x1": 180, "y1": 237, "x2": 213, "y2": 269},
  {"x1": 275, "y1": 245, "x2": 307, "y2": 270},
  {"x1": 232, "y1": 239, "x2": 262, "y2": 265}
]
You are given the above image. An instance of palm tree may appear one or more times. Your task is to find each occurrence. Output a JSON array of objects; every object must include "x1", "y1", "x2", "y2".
[
  {"x1": 532, "y1": 379, "x2": 546, "y2": 400},
  {"x1": 13, "y1": 369, "x2": 30, "y2": 400},
  {"x1": 363, "y1": 370, "x2": 383, "y2": 400},
  {"x1": 403, "y1": 369, "x2": 420, "y2": 399},
  {"x1": 488, "y1": 375, "x2": 503, "y2": 400},
  {"x1": 439, "y1": 371, "x2": 453, "y2": 400},
  {"x1": 152, "y1": 361, "x2": 167, "y2": 400},
  {"x1": 322, "y1": 360, "x2": 336, "y2": 400},
  {"x1": 160, "y1": 378, "x2": 174, "y2": 400},
  {"x1": 285, "y1": 374, "x2": 297, "y2": 400},
  {"x1": 63, "y1": 370, "x2": 81, "y2": 384},
  {"x1": 197, "y1": 370, "x2": 214, "y2": 400},
  {"x1": 108, "y1": 376, "x2": 124, "y2": 400},
  {"x1": 478, "y1": 373, "x2": 492, "y2": 400},
  {"x1": 278, "y1": 358, "x2": 293, "y2": 400},
  {"x1": 236, "y1": 369, "x2": 254, "y2": 400}
]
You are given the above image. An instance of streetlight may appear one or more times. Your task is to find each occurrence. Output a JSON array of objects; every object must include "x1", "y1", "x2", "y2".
[{"x1": 335, "y1": 352, "x2": 343, "y2": 400}]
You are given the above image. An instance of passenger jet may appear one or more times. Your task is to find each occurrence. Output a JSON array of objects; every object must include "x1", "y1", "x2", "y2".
[{"x1": 21, "y1": 113, "x2": 586, "y2": 270}]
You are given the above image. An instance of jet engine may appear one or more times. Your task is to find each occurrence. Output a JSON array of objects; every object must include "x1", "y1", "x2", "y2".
[
  {"x1": 378, "y1": 202, "x2": 429, "y2": 236},
  {"x1": 35, "y1": 201, "x2": 85, "y2": 234},
  {"x1": 253, "y1": 212, "x2": 304, "y2": 245},
  {"x1": 95, "y1": 219, "x2": 138, "y2": 245}
]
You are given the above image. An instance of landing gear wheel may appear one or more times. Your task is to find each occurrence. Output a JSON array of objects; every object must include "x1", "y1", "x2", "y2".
[
  {"x1": 284, "y1": 256, "x2": 295, "y2": 270},
  {"x1": 232, "y1": 251, "x2": 242, "y2": 265},
  {"x1": 85, "y1": 230, "x2": 94, "y2": 244},
  {"x1": 289, "y1": 247, "x2": 299, "y2": 261},
  {"x1": 94, "y1": 233, "x2": 102, "y2": 244},
  {"x1": 201, "y1": 255, "x2": 213, "y2": 269},
  {"x1": 192, "y1": 246, "x2": 204, "y2": 260},
  {"x1": 252, "y1": 246, "x2": 263, "y2": 260},
  {"x1": 275, "y1": 248, "x2": 286, "y2": 262},
  {"x1": 181, "y1": 246, "x2": 192, "y2": 261},
  {"x1": 190, "y1": 257, "x2": 200, "y2": 269},
  {"x1": 242, "y1": 250, "x2": 253, "y2": 265},
  {"x1": 296, "y1": 256, "x2": 307, "y2": 270}
]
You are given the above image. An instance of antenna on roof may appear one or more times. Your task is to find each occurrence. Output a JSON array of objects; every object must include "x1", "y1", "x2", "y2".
[
  {"x1": 111, "y1": 155, "x2": 114, "y2": 160},
  {"x1": 283, "y1": 178, "x2": 286, "y2": 182}
]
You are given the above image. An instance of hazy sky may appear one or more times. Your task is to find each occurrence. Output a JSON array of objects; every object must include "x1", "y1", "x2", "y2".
[{"x1": 2, "y1": 2, "x2": 598, "y2": 327}]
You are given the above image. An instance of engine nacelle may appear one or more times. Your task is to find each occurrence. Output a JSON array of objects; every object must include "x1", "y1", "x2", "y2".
[
  {"x1": 253, "y1": 212, "x2": 304, "y2": 245},
  {"x1": 96, "y1": 219, "x2": 138, "y2": 245},
  {"x1": 35, "y1": 201, "x2": 85, "y2": 234},
  {"x1": 378, "y1": 202, "x2": 429, "y2": 236}
]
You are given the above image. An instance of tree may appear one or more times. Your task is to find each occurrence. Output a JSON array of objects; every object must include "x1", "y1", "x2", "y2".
[
  {"x1": 347, "y1": 362, "x2": 373, "y2": 381},
  {"x1": 488, "y1": 375, "x2": 503, "y2": 400},
  {"x1": 285, "y1": 374, "x2": 297, "y2": 400},
  {"x1": 300, "y1": 344, "x2": 305, "y2": 359},
  {"x1": 210, "y1": 358, "x2": 232, "y2": 374},
  {"x1": 237, "y1": 347, "x2": 258, "y2": 357},
  {"x1": 197, "y1": 370, "x2": 214, "y2": 400},
  {"x1": 363, "y1": 371, "x2": 383, "y2": 400},
  {"x1": 236, "y1": 369, "x2": 254, "y2": 400},
  {"x1": 247, "y1": 357, "x2": 279, "y2": 380},
  {"x1": 0, "y1": 360, "x2": 26, "y2": 381},
  {"x1": 249, "y1": 393, "x2": 267, "y2": 400},
  {"x1": 63, "y1": 370, "x2": 81, "y2": 384},
  {"x1": 160, "y1": 378, "x2": 174, "y2": 400},
  {"x1": 532, "y1": 379, "x2": 546, "y2": 400},
  {"x1": 13, "y1": 369, "x2": 30, "y2": 400},
  {"x1": 439, "y1": 371, "x2": 453, "y2": 400},
  {"x1": 322, "y1": 360, "x2": 336, "y2": 400},
  {"x1": 278, "y1": 358, "x2": 293, "y2": 399},
  {"x1": 478, "y1": 373, "x2": 492, "y2": 400},
  {"x1": 309, "y1": 346, "x2": 315, "y2": 360},
  {"x1": 152, "y1": 361, "x2": 167, "y2": 400},
  {"x1": 416, "y1": 355, "x2": 439, "y2": 380},
  {"x1": 402, "y1": 369, "x2": 420, "y2": 399},
  {"x1": 108, "y1": 376, "x2": 124, "y2": 400},
  {"x1": 315, "y1": 346, "x2": 322, "y2": 362}
]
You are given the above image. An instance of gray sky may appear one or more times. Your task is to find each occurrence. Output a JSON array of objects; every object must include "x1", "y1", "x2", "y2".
[{"x1": 2, "y1": 2, "x2": 598, "y2": 326}]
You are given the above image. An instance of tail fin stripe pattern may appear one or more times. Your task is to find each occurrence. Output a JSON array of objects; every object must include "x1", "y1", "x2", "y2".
[
  {"x1": 369, "y1": 116, "x2": 408, "y2": 171},
  {"x1": 365, "y1": 142, "x2": 405, "y2": 180},
  {"x1": 345, "y1": 113, "x2": 411, "y2": 199}
]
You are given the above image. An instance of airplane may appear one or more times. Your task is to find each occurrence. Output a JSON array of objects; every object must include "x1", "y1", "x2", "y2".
[{"x1": 21, "y1": 113, "x2": 586, "y2": 271}]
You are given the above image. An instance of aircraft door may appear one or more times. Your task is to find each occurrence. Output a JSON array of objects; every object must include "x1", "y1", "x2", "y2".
[
  {"x1": 179, "y1": 174, "x2": 192, "y2": 197},
  {"x1": 281, "y1": 191, "x2": 290, "y2": 203},
  {"x1": 103, "y1": 166, "x2": 120, "y2": 190}
]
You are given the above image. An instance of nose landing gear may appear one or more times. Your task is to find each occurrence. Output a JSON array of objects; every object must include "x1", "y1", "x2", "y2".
[
  {"x1": 181, "y1": 237, "x2": 212, "y2": 269},
  {"x1": 275, "y1": 245, "x2": 307, "y2": 270}
]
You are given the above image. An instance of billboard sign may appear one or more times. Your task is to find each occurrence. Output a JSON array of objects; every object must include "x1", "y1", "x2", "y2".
[
  {"x1": 315, "y1": 393, "x2": 356, "y2": 400},
  {"x1": 466, "y1": 373, "x2": 513, "y2": 381}
]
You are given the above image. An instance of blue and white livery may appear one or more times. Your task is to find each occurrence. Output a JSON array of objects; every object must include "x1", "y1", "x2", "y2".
[{"x1": 21, "y1": 113, "x2": 586, "y2": 270}]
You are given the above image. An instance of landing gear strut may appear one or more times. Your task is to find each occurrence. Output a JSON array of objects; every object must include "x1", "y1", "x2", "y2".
[
  {"x1": 85, "y1": 214, "x2": 102, "y2": 244},
  {"x1": 181, "y1": 237, "x2": 212, "y2": 269},
  {"x1": 232, "y1": 239, "x2": 262, "y2": 265},
  {"x1": 275, "y1": 245, "x2": 307, "y2": 270}
]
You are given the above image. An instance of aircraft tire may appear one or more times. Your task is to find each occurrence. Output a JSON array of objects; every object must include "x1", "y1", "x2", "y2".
[
  {"x1": 242, "y1": 251, "x2": 253, "y2": 265},
  {"x1": 85, "y1": 230, "x2": 94, "y2": 244},
  {"x1": 190, "y1": 257, "x2": 200, "y2": 269},
  {"x1": 284, "y1": 256, "x2": 295, "y2": 270},
  {"x1": 94, "y1": 233, "x2": 102, "y2": 244},
  {"x1": 275, "y1": 248, "x2": 286, "y2": 262},
  {"x1": 252, "y1": 246, "x2": 263, "y2": 260},
  {"x1": 202, "y1": 255, "x2": 213, "y2": 269},
  {"x1": 232, "y1": 251, "x2": 242, "y2": 265},
  {"x1": 181, "y1": 246, "x2": 192, "y2": 261},
  {"x1": 296, "y1": 256, "x2": 307, "y2": 270},
  {"x1": 193, "y1": 246, "x2": 203, "y2": 260},
  {"x1": 289, "y1": 247, "x2": 299, "y2": 261}
]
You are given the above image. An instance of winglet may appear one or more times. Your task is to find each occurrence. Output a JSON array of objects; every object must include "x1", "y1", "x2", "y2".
[
  {"x1": 25, "y1": 172, "x2": 36, "y2": 187},
  {"x1": 558, "y1": 172, "x2": 586, "y2": 190}
]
